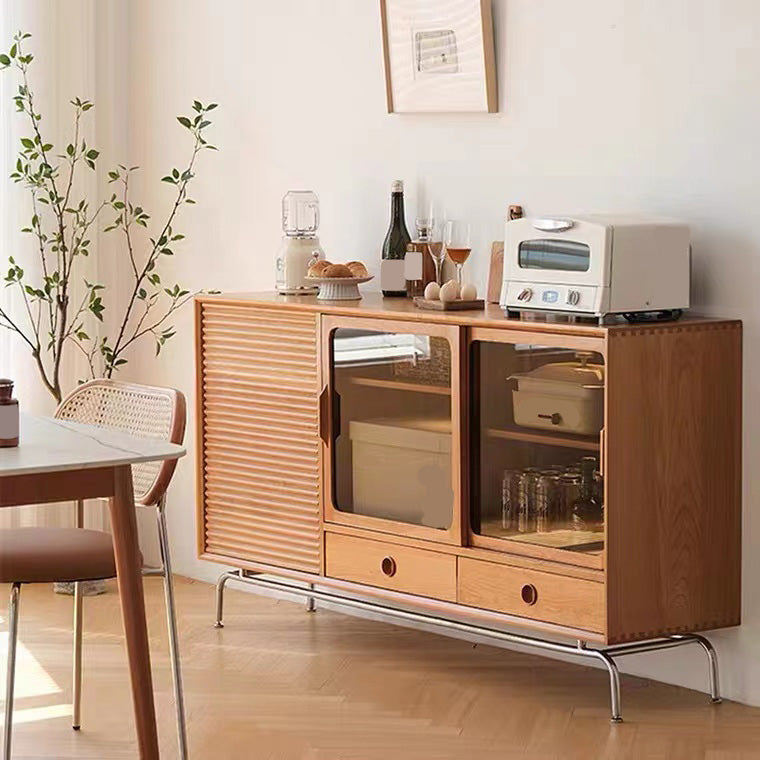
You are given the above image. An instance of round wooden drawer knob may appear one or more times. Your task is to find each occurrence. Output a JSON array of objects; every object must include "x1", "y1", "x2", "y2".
[
  {"x1": 521, "y1": 584, "x2": 538, "y2": 606},
  {"x1": 381, "y1": 556, "x2": 397, "y2": 577}
]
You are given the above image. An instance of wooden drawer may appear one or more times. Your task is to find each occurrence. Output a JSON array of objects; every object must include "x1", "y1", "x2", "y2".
[
  {"x1": 325, "y1": 532, "x2": 457, "y2": 602},
  {"x1": 458, "y1": 557, "x2": 605, "y2": 633}
]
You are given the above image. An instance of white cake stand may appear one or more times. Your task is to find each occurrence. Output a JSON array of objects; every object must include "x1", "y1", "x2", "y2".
[{"x1": 307, "y1": 275, "x2": 374, "y2": 301}]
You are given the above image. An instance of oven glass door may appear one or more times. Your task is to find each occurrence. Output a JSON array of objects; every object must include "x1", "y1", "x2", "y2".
[{"x1": 505, "y1": 220, "x2": 611, "y2": 288}]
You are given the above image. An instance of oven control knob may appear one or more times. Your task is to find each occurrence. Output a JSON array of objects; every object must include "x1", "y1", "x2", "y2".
[
  {"x1": 517, "y1": 288, "x2": 533, "y2": 302},
  {"x1": 567, "y1": 290, "x2": 581, "y2": 306}
]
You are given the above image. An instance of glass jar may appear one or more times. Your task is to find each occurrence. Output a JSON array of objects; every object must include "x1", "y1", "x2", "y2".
[
  {"x1": 501, "y1": 469, "x2": 521, "y2": 531},
  {"x1": 517, "y1": 468, "x2": 542, "y2": 533},
  {"x1": 535, "y1": 474, "x2": 561, "y2": 533},
  {"x1": 0, "y1": 378, "x2": 19, "y2": 448}
]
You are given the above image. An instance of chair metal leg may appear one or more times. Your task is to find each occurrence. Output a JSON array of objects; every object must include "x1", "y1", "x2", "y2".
[
  {"x1": 156, "y1": 504, "x2": 189, "y2": 760},
  {"x1": 72, "y1": 581, "x2": 83, "y2": 730},
  {"x1": 4, "y1": 583, "x2": 21, "y2": 760},
  {"x1": 305, "y1": 583, "x2": 316, "y2": 613}
]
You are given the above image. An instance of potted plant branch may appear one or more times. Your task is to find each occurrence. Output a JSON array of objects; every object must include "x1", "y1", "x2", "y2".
[{"x1": 0, "y1": 31, "x2": 218, "y2": 404}]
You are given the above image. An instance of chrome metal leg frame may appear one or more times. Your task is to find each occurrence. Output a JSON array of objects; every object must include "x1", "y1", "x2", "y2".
[
  {"x1": 604, "y1": 633, "x2": 722, "y2": 706},
  {"x1": 306, "y1": 583, "x2": 316, "y2": 613},
  {"x1": 72, "y1": 581, "x2": 83, "y2": 730},
  {"x1": 4, "y1": 583, "x2": 21, "y2": 760},
  {"x1": 212, "y1": 572, "x2": 724, "y2": 723},
  {"x1": 156, "y1": 500, "x2": 189, "y2": 760},
  {"x1": 214, "y1": 570, "x2": 244, "y2": 629},
  {"x1": 215, "y1": 570, "x2": 315, "y2": 624}
]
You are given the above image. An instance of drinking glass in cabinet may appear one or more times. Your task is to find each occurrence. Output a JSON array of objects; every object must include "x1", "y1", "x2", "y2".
[
  {"x1": 329, "y1": 327, "x2": 454, "y2": 531},
  {"x1": 472, "y1": 340, "x2": 605, "y2": 559}
]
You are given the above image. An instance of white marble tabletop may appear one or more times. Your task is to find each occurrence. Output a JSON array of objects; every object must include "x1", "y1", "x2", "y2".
[{"x1": 0, "y1": 415, "x2": 185, "y2": 477}]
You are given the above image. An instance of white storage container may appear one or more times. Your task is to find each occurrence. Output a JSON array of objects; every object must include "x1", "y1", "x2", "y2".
[
  {"x1": 509, "y1": 355, "x2": 604, "y2": 436},
  {"x1": 349, "y1": 417, "x2": 452, "y2": 529}
]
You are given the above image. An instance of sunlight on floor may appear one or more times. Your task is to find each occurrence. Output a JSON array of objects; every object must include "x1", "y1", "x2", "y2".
[
  {"x1": 0, "y1": 634, "x2": 62, "y2": 701},
  {"x1": 5, "y1": 703, "x2": 72, "y2": 725}
]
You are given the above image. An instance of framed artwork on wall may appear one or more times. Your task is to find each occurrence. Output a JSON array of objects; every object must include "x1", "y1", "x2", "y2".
[{"x1": 380, "y1": 0, "x2": 498, "y2": 114}]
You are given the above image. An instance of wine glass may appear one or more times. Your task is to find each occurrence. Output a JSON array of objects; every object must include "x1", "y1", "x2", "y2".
[
  {"x1": 443, "y1": 220, "x2": 472, "y2": 288},
  {"x1": 415, "y1": 201, "x2": 435, "y2": 243},
  {"x1": 420, "y1": 217, "x2": 445, "y2": 287},
  {"x1": 416, "y1": 204, "x2": 443, "y2": 287}
]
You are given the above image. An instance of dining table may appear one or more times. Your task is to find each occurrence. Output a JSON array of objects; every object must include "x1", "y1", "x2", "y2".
[{"x1": 0, "y1": 414, "x2": 185, "y2": 759}]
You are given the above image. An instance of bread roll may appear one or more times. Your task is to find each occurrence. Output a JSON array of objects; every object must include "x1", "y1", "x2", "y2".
[
  {"x1": 307, "y1": 260, "x2": 331, "y2": 278},
  {"x1": 322, "y1": 263, "x2": 354, "y2": 278},
  {"x1": 346, "y1": 261, "x2": 368, "y2": 278}
]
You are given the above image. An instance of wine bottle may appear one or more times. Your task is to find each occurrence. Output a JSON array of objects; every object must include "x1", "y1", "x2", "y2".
[{"x1": 381, "y1": 180, "x2": 411, "y2": 297}]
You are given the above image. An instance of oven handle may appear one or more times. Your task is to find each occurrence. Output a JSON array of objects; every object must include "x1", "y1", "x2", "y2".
[{"x1": 532, "y1": 218, "x2": 575, "y2": 233}]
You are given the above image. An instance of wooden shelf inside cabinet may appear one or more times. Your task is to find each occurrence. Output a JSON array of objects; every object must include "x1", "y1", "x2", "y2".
[
  {"x1": 485, "y1": 426, "x2": 600, "y2": 452},
  {"x1": 349, "y1": 377, "x2": 451, "y2": 396}
]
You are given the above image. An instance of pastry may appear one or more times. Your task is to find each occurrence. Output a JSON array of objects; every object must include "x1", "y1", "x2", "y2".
[
  {"x1": 322, "y1": 263, "x2": 354, "y2": 278},
  {"x1": 346, "y1": 261, "x2": 368, "y2": 278},
  {"x1": 307, "y1": 260, "x2": 331, "y2": 278}
]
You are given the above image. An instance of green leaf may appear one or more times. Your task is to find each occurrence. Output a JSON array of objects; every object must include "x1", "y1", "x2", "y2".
[
  {"x1": 66, "y1": 143, "x2": 74, "y2": 156},
  {"x1": 9, "y1": 44, "x2": 16, "y2": 59},
  {"x1": 0, "y1": 54, "x2": 10, "y2": 66},
  {"x1": 86, "y1": 149, "x2": 99, "y2": 160},
  {"x1": 177, "y1": 116, "x2": 192, "y2": 128},
  {"x1": 21, "y1": 137, "x2": 34, "y2": 149},
  {"x1": 206, "y1": 103, "x2": 218, "y2": 110}
]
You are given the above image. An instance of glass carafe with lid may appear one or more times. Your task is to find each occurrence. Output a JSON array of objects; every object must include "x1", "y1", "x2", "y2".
[{"x1": 276, "y1": 190, "x2": 325, "y2": 294}]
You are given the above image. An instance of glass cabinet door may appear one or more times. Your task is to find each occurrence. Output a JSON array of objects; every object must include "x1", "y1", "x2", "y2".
[
  {"x1": 470, "y1": 331, "x2": 606, "y2": 565},
  {"x1": 323, "y1": 318, "x2": 459, "y2": 542}
]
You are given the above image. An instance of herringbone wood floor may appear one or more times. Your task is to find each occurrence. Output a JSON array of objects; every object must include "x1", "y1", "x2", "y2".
[{"x1": 2, "y1": 577, "x2": 760, "y2": 759}]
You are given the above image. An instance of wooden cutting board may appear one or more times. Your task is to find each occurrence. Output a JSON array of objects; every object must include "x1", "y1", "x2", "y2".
[
  {"x1": 413, "y1": 297, "x2": 485, "y2": 311},
  {"x1": 486, "y1": 241, "x2": 504, "y2": 304}
]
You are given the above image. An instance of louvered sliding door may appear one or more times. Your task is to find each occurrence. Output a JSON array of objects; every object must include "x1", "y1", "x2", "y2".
[{"x1": 196, "y1": 301, "x2": 321, "y2": 574}]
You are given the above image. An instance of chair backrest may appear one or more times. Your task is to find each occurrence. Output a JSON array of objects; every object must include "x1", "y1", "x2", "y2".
[{"x1": 55, "y1": 380, "x2": 186, "y2": 506}]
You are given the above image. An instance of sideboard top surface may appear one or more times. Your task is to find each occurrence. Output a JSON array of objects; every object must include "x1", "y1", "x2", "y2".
[{"x1": 197, "y1": 291, "x2": 740, "y2": 337}]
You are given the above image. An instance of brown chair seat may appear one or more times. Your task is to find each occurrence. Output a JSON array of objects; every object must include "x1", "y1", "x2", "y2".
[{"x1": 0, "y1": 527, "x2": 127, "y2": 584}]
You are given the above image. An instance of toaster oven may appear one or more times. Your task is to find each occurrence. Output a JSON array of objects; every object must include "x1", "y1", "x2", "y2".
[{"x1": 500, "y1": 215, "x2": 691, "y2": 321}]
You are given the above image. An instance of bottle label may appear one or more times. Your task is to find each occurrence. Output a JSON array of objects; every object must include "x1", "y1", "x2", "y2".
[
  {"x1": 381, "y1": 259, "x2": 406, "y2": 292},
  {"x1": 0, "y1": 404, "x2": 19, "y2": 440},
  {"x1": 404, "y1": 250, "x2": 423, "y2": 281}
]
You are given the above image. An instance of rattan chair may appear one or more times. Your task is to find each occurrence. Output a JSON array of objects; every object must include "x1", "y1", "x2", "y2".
[{"x1": 1, "y1": 380, "x2": 187, "y2": 760}]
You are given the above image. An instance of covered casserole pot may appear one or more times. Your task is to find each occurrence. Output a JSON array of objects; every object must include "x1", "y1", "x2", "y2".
[{"x1": 509, "y1": 354, "x2": 604, "y2": 435}]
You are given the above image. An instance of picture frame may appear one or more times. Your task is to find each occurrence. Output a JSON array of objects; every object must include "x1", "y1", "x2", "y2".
[{"x1": 380, "y1": 0, "x2": 498, "y2": 114}]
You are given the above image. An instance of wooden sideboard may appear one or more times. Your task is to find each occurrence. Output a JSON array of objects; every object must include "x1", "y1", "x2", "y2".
[{"x1": 195, "y1": 292, "x2": 742, "y2": 652}]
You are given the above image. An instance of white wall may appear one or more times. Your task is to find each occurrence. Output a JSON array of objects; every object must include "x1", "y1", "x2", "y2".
[{"x1": 114, "y1": 1, "x2": 760, "y2": 704}]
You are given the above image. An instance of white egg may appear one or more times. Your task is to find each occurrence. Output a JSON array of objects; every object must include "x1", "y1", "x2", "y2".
[
  {"x1": 460, "y1": 283, "x2": 477, "y2": 301},
  {"x1": 424, "y1": 282, "x2": 440, "y2": 301},
  {"x1": 439, "y1": 280, "x2": 460, "y2": 303}
]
